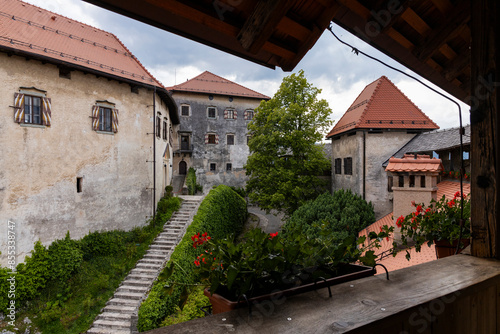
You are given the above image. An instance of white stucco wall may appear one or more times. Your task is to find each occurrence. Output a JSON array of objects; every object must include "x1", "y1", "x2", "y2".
[{"x1": 0, "y1": 53, "x2": 175, "y2": 265}]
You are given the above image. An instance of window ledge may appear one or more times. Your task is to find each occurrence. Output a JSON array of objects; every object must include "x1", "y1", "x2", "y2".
[
  {"x1": 146, "y1": 254, "x2": 500, "y2": 334},
  {"x1": 96, "y1": 130, "x2": 114, "y2": 135},
  {"x1": 20, "y1": 123, "x2": 46, "y2": 129}
]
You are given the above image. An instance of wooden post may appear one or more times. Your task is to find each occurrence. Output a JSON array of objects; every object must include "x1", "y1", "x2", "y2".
[{"x1": 470, "y1": 0, "x2": 499, "y2": 258}]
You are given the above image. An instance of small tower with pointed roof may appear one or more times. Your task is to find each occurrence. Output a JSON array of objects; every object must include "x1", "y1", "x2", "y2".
[{"x1": 326, "y1": 76, "x2": 439, "y2": 219}]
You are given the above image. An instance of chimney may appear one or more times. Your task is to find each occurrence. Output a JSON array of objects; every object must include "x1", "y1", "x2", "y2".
[{"x1": 386, "y1": 154, "x2": 444, "y2": 242}]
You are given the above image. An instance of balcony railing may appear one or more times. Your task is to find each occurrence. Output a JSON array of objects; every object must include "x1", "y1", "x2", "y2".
[{"x1": 144, "y1": 252, "x2": 500, "y2": 334}]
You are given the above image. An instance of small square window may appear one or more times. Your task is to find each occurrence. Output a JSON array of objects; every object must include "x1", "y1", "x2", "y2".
[
  {"x1": 208, "y1": 134, "x2": 216, "y2": 144},
  {"x1": 420, "y1": 175, "x2": 426, "y2": 188},
  {"x1": 409, "y1": 175, "x2": 415, "y2": 188},
  {"x1": 343, "y1": 157, "x2": 352, "y2": 175},
  {"x1": 77, "y1": 177, "x2": 83, "y2": 193},
  {"x1": 210, "y1": 163, "x2": 216, "y2": 171},
  {"x1": 208, "y1": 107, "x2": 216, "y2": 118},
  {"x1": 226, "y1": 163, "x2": 232, "y2": 171},
  {"x1": 225, "y1": 109, "x2": 235, "y2": 119},
  {"x1": 227, "y1": 134, "x2": 234, "y2": 145},
  {"x1": 181, "y1": 105, "x2": 190, "y2": 116},
  {"x1": 398, "y1": 176, "x2": 404, "y2": 187},
  {"x1": 334, "y1": 158, "x2": 342, "y2": 174},
  {"x1": 246, "y1": 110, "x2": 254, "y2": 120}
]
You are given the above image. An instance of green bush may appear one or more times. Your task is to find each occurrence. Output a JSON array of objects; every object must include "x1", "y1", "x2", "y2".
[
  {"x1": 282, "y1": 190, "x2": 375, "y2": 242},
  {"x1": 80, "y1": 230, "x2": 127, "y2": 260},
  {"x1": 138, "y1": 185, "x2": 247, "y2": 331},
  {"x1": 47, "y1": 232, "x2": 83, "y2": 284},
  {"x1": 229, "y1": 186, "x2": 246, "y2": 199},
  {"x1": 186, "y1": 168, "x2": 198, "y2": 195}
]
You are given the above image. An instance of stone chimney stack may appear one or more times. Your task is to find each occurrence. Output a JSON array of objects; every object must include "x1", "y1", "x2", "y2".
[{"x1": 385, "y1": 154, "x2": 443, "y2": 241}]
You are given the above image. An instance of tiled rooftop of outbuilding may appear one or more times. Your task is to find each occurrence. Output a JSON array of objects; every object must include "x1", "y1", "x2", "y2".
[
  {"x1": 327, "y1": 76, "x2": 439, "y2": 138},
  {"x1": 0, "y1": 0, "x2": 163, "y2": 87},
  {"x1": 385, "y1": 154, "x2": 444, "y2": 173},
  {"x1": 167, "y1": 71, "x2": 270, "y2": 100}
]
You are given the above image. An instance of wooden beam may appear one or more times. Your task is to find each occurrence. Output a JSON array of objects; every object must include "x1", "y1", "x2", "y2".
[
  {"x1": 413, "y1": 0, "x2": 470, "y2": 62},
  {"x1": 237, "y1": 0, "x2": 293, "y2": 54},
  {"x1": 470, "y1": 0, "x2": 499, "y2": 258},
  {"x1": 441, "y1": 50, "x2": 470, "y2": 81}
]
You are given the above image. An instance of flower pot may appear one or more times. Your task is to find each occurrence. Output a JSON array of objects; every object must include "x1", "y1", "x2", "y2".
[
  {"x1": 204, "y1": 263, "x2": 375, "y2": 314},
  {"x1": 434, "y1": 239, "x2": 470, "y2": 259}
]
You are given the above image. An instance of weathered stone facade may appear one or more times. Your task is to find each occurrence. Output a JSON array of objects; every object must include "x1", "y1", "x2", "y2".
[
  {"x1": 0, "y1": 52, "x2": 177, "y2": 265},
  {"x1": 171, "y1": 91, "x2": 264, "y2": 192},
  {"x1": 331, "y1": 130, "x2": 417, "y2": 219}
]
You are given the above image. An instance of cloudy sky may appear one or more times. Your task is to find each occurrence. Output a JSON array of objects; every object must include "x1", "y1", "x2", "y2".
[{"x1": 22, "y1": 0, "x2": 469, "y2": 133}]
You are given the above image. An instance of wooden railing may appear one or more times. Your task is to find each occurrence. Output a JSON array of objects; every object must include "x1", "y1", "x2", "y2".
[{"x1": 144, "y1": 253, "x2": 500, "y2": 333}]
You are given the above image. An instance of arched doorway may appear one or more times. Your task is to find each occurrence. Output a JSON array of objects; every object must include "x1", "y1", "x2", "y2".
[{"x1": 179, "y1": 161, "x2": 187, "y2": 175}]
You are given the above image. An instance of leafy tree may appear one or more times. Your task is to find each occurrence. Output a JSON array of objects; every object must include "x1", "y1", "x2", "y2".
[
  {"x1": 245, "y1": 70, "x2": 332, "y2": 216},
  {"x1": 282, "y1": 190, "x2": 375, "y2": 242}
]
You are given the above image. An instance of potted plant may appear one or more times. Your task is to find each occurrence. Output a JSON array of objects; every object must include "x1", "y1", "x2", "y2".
[
  {"x1": 162, "y1": 227, "x2": 392, "y2": 314},
  {"x1": 392, "y1": 191, "x2": 471, "y2": 259}
]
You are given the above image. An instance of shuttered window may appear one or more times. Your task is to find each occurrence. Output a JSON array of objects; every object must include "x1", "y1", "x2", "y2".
[
  {"x1": 244, "y1": 110, "x2": 254, "y2": 120},
  {"x1": 92, "y1": 104, "x2": 118, "y2": 133},
  {"x1": 13, "y1": 93, "x2": 52, "y2": 126},
  {"x1": 207, "y1": 107, "x2": 216, "y2": 119},
  {"x1": 205, "y1": 133, "x2": 218, "y2": 144}
]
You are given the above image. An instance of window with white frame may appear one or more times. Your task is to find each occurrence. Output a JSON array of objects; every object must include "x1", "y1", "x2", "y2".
[
  {"x1": 181, "y1": 105, "x2": 190, "y2": 116},
  {"x1": 91, "y1": 101, "x2": 119, "y2": 133},
  {"x1": 13, "y1": 89, "x2": 52, "y2": 126},
  {"x1": 207, "y1": 107, "x2": 217, "y2": 119}
]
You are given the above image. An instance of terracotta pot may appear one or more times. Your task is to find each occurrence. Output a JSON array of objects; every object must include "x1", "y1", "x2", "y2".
[
  {"x1": 434, "y1": 239, "x2": 470, "y2": 259},
  {"x1": 204, "y1": 263, "x2": 375, "y2": 314}
]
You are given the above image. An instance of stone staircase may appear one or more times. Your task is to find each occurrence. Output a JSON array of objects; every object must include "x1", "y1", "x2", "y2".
[{"x1": 87, "y1": 195, "x2": 203, "y2": 334}]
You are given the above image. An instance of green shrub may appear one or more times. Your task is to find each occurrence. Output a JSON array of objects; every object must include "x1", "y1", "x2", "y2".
[
  {"x1": 229, "y1": 186, "x2": 246, "y2": 199},
  {"x1": 186, "y1": 168, "x2": 197, "y2": 195},
  {"x1": 47, "y1": 232, "x2": 83, "y2": 284},
  {"x1": 138, "y1": 185, "x2": 247, "y2": 331},
  {"x1": 282, "y1": 190, "x2": 375, "y2": 242},
  {"x1": 160, "y1": 286, "x2": 209, "y2": 327},
  {"x1": 165, "y1": 185, "x2": 174, "y2": 198},
  {"x1": 80, "y1": 230, "x2": 127, "y2": 260}
]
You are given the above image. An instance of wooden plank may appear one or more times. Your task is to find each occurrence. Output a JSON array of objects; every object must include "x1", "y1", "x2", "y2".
[
  {"x1": 413, "y1": 0, "x2": 470, "y2": 61},
  {"x1": 438, "y1": 43, "x2": 457, "y2": 60},
  {"x1": 470, "y1": 0, "x2": 499, "y2": 259},
  {"x1": 237, "y1": 0, "x2": 293, "y2": 53},
  {"x1": 145, "y1": 0, "x2": 240, "y2": 37},
  {"x1": 276, "y1": 16, "x2": 311, "y2": 42},
  {"x1": 441, "y1": 50, "x2": 470, "y2": 81},
  {"x1": 148, "y1": 255, "x2": 500, "y2": 334},
  {"x1": 401, "y1": 7, "x2": 431, "y2": 36},
  {"x1": 386, "y1": 27, "x2": 414, "y2": 50}
]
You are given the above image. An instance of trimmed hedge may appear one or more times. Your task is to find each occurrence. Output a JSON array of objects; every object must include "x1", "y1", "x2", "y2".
[{"x1": 137, "y1": 185, "x2": 247, "y2": 331}]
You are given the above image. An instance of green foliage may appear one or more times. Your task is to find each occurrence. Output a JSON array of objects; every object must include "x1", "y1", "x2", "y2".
[
  {"x1": 283, "y1": 190, "x2": 375, "y2": 242},
  {"x1": 229, "y1": 186, "x2": 246, "y2": 199},
  {"x1": 186, "y1": 168, "x2": 202, "y2": 195},
  {"x1": 47, "y1": 232, "x2": 83, "y2": 284},
  {"x1": 160, "y1": 286, "x2": 209, "y2": 326},
  {"x1": 0, "y1": 194, "x2": 181, "y2": 333},
  {"x1": 165, "y1": 185, "x2": 174, "y2": 198},
  {"x1": 245, "y1": 70, "x2": 333, "y2": 216},
  {"x1": 138, "y1": 185, "x2": 247, "y2": 331}
]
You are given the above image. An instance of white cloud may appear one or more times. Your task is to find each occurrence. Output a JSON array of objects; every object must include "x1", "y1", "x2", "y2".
[{"x1": 22, "y1": 0, "x2": 101, "y2": 28}]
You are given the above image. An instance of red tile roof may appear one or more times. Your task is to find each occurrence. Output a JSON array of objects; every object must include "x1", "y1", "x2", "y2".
[
  {"x1": 0, "y1": 0, "x2": 163, "y2": 88},
  {"x1": 385, "y1": 154, "x2": 444, "y2": 173},
  {"x1": 358, "y1": 180, "x2": 471, "y2": 273},
  {"x1": 327, "y1": 76, "x2": 439, "y2": 137},
  {"x1": 167, "y1": 71, "x2": 270, "y2": 100}
]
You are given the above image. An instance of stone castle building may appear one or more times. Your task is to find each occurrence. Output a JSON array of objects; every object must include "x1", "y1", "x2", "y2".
[
  {"x1": 168, "y1": 71, "x2": 269, "y2": 192},
  {"x1": 326, "y1": 76, "x2": 439, "y2": 219},
  {"x1": 0, "y1": 0, "x2": 179, "y2": 265}
]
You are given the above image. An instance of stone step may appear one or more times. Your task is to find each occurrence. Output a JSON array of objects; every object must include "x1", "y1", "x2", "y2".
[
  {"x1": 117, "y1": 285, "x2": 149, "y2": 293},
  {"x1": 93, "y1": 319, "x2": 131, "y2": 330},
  {"x1": 126, "y1": 273, "x2": 157, "y2": 281},
  {"x1": 102, "y1": 304, "x2": 136, "y2": 314},
  {"x1": 139, "y1": 257, "x2": 164, "y2": 263},
  {"x1": 154, "y1": 240, "x2": 175, "y2": 245},
  {"x1": 121, "y1": 279, "x2": 152, "y2": 287},
  {"x1": 143, "y1": 253, "x2": 167, "y2": 260},
  {"x1": 149, "y1": 245, "x2": 172, "y2": 250},
  {"x1": 87, "y1": 326, "x2": 131, "y2": 334},
  {"x1": 130, "y1": 268, "x2": 159, "y2": 274},
  {"x1": 114, "y1": 291, "x2": 144, "y2": 300},
  {"x1": 136, "y1": 262, "x2": 163, "y2": 270},
  {"x1": 106, "y1": 298, "x2": 140, "y2": 306},
  {"x1": 97, "y1": 312, "x2": 132, "y2": 322}
]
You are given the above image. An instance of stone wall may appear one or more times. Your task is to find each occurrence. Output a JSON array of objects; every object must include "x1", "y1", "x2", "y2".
[
  {"x1": 171, "y1": 92, "x2": 264, "y2": 192},
  {"x1": 0, "y1": 53, "x2": 176, "y2": 265},
  {"x1": 331, "y1": 130, "x2": 417, "y2": 219}
]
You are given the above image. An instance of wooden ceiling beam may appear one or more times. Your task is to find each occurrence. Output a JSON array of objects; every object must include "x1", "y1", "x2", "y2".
[
  {"x1": 441, "y1": 49, "x2": 470, "y2": 81},
  {"x1": 379, "y1": 0, "x2": 413, "y2": 34},
  {"x1": 237, "y1": 0, "x2": 294, "y2": 54},
  {"x1": 413, "y1": 0, "x2": 470, "y2": 62},
  {"x1": 276, "y1": 16, "x2": 312, "y2": 42}
]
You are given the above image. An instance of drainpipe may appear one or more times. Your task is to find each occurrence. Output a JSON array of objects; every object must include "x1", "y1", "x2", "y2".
[
  {"x1": 153, "y1": 86, "x2": 156, "y2": 219},
  {"x1": 362, "y1": 130, "x2": 366, "y2": 200}
]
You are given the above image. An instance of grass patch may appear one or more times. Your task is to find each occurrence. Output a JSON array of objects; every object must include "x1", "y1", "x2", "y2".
[{"x1": 0, "y1": 195, "x2": 181, "y2": 334}]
